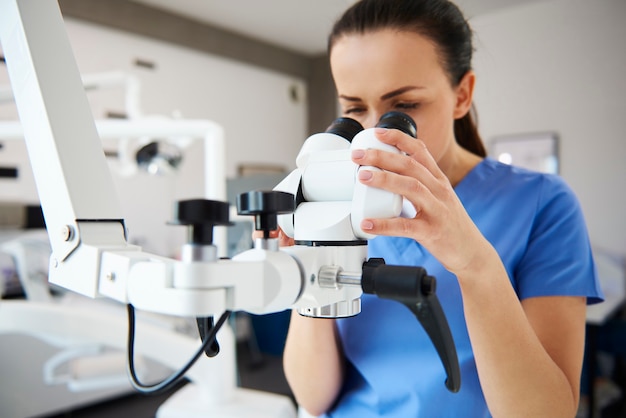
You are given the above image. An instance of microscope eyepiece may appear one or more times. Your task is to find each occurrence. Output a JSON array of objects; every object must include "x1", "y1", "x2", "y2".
[
  {"x1": 325, "y1": 117, "x2": 364, "y2": 142},
  {"x1": 376, "y1": 111, "x2": 417, "y2": 138}
]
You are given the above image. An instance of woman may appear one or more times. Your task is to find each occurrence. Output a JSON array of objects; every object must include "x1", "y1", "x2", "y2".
[{"x1": 282, "y1": 0, "x2": 603, "y2": 417}]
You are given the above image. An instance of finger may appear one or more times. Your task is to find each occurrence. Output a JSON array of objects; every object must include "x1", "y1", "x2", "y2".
[
  {"x1": 278, "y1": 229, "x2": 295, "y2": 247},
  {"x1": 252, "y1": 229, "x2": 280, "y2": 240},
  {"x1": 372, "y1": 128, "x2": 447, "y2": 181},
  {"x1": 351, "y1": 134, "x2": 444, "y2": 199},
  {"x1": 353, "y1": 148, "x2": 435, "y2": 196},
  {"x1": 356, "y1": 167, "x2": 438, "y2": 217},
  {"x1": 360, "y1": 215, "x2": 426, "y2": 240},
  {"x1": 252, "y1": 228, "x2": 294, "y2": 247}
]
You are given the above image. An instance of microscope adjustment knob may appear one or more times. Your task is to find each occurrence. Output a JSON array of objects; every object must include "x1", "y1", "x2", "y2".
[
  {"x1": 236, "y1": 190, "x2": 295, "y2": 235},
  {"x1": 173, "y1": 199, "x2": 231, "y2": 225},
  {"x1": 171, "y1": 199, "x2": 232, "y2": 245}
]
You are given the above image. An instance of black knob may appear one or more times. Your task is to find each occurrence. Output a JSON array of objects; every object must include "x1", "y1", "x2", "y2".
[
  {"x1": 237, "y1": 191, "x2": 295, "y2": 237},
  {"x1": 171, "y1": 199, "x2": 232, "y2": 245}
]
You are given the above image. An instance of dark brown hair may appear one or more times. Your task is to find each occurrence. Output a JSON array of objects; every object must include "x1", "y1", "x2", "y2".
[{"x1": 328, "y1": 0, "x2": 486, "y2": 157}]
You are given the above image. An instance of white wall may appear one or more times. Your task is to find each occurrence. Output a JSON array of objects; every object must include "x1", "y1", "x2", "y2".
[
  {"x1": 0, "y1": 18, "x2": 306, "y2": 177},
  {"x1": 471, "y1": 0, "x2": 626, "y2": 254},
  {"x1": 0, "y1": 18, "x2": 307, "y2": 256}
]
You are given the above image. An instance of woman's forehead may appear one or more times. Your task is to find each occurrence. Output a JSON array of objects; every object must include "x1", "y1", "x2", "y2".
[{"x1": 330, "y1": 30, "x2": 446, "y2": 95}]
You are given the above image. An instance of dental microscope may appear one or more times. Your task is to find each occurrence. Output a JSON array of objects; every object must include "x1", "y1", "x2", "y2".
[{"x1": 0, "y1": 0, "x2": 460, "y2": 416}]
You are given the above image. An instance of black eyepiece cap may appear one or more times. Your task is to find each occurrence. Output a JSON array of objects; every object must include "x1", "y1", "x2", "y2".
[
  {"x1": 325, "y1": 117, "x2": 364, "y2": 142},
  {"x1": 377, "y1": 111, "x2": 417, "y2": 138}
]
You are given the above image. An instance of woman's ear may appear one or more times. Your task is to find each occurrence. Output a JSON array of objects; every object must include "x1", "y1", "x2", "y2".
[{"x1": 453, "y1": 71, "x2": 476, "y2": 119}]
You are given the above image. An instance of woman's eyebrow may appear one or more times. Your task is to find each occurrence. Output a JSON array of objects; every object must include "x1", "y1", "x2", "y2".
[
  {"x1": 338, "y1": 85, "x2": 425, "y2": 102},
  {"x1": 338, "y1": 94, "x2": 361, "y2": 102},
  {"x1": 380, "y1": 85, "x2": 424, "y2": 100}
]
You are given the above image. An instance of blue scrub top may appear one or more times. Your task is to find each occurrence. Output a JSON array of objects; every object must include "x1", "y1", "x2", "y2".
[{"x1": 326, "y1": 158, "x2": 603, "y2": 418}]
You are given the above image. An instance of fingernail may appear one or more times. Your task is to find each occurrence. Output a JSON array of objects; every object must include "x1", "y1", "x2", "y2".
[
  {"x1": 352, "y1": 149, "x2": 365, "y2": 159},
  {"x1": 358, "y1": 170, "x2": 373, "y2": 181},
  {"x1": 361, "y1": 220, "x2": 374, "y2": 230}
]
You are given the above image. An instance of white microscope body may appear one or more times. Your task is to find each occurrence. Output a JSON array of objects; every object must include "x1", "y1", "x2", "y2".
[{"x1": 274, "y1": 112, "x2": 416, "y2": 317}]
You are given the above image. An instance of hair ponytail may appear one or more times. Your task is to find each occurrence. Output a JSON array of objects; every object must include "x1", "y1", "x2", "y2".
[{"x1": 455, "y1": 104, "x2": 486, "y2": 157}]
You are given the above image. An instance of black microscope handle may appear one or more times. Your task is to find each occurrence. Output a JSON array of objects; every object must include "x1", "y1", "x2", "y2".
[
  {"x1": 361, "y1": 258, "x2": 461, "y2": 393},
  {"x1": 407, "y1": 292, "x2": 460, "y2": 393}
]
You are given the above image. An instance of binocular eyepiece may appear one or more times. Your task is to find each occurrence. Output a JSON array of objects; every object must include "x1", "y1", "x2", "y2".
[{"x1": 325, "y1": 111, "x2": 417, "y2": 141}]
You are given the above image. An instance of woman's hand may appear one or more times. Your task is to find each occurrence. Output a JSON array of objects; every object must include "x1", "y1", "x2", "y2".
[
  {"x1": 351, "y1": 127, "x2": 488, "y2": 275},
  {"x1": 252, "y1": 228, "x2": 295, "y2": 247}
]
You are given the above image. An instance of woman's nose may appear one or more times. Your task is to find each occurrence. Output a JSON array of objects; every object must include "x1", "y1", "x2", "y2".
[{"x1": 362, "y1": 113, "x2": 381, "y2": 129}]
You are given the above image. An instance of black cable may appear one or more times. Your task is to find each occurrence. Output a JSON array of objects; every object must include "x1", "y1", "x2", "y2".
[{"x1": 126, "y1": 303, "x2": 232, "y2": 395}]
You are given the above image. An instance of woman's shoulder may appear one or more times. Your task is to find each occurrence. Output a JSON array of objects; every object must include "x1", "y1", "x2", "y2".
[
  {"x1": 471, "y1": 157, "x2": 556, "y2": 182},
  {"x1": 467, "y1": 157, "x2": 577, "y2": 204}
]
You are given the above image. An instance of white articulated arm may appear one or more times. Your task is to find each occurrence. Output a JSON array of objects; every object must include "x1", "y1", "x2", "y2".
[{"x1": 0, "y1": 0, "x2": 133, "y2": 297}]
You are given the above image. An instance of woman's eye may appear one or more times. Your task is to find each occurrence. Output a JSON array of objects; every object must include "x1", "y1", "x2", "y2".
[
  {"x1": 394, "y1": 102, "x2": 419, "y2": 110},
  {"x1": 343, "y1": 107, "x2": 365, "y2": 115}
]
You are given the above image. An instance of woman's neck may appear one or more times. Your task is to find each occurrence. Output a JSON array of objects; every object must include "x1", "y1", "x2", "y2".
[{"x1": 441, "y1": 144, "x2": 483, "y2": 187}]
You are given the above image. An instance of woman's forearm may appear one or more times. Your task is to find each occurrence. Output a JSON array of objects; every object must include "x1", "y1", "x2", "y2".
[
  {"x1": 456, "y1": 245, "x2": 585, "y2": 418},
  {"x1": 283, "y1": 311, "x2": 345, "y2": 416}
]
